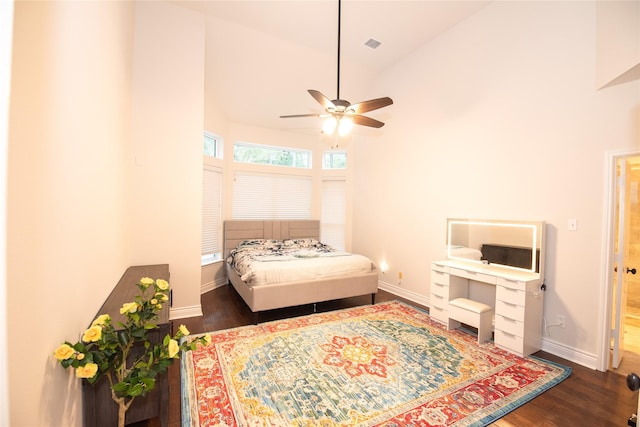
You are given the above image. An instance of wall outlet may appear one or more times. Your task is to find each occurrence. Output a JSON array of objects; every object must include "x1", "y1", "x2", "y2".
[
  {"x1": 398, "y1": 271, "x2": 403, "y2": 285},
  {"x1": 557, "y1": 315, "x2": 566, "y2": 328}
]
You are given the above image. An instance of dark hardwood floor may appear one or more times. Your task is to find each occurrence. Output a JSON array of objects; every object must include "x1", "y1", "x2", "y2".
[{"x1": 143, "y1": 285, "x2": 638, "y2": 427}]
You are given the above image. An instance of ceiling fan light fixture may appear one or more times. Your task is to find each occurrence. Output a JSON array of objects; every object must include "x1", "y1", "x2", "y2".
[
  {"x1": 280, "y1": 0, "x2": 393, "y2": 133},
  {"x1": 338, "y1": 117, "x2": 353, "y2": 136},
  {"x1": 322, "y1": 117, "x2": 338, "y2": 135}
]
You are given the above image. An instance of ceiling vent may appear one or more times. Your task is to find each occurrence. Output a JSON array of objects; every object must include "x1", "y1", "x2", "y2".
[{"x1": 364, "y1": 38, "x2": 382, "y2": 49}]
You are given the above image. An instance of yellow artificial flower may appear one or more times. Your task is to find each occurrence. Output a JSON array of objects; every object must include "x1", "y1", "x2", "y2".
[
  {"x1": 178, "y1": 325, "x2": 190, "y2": 336},
  {"x1": 82, "y1": 325, "x2": 102, "y2": 343},
  {"x1": 91, "y1": 314, "x2": 110, "y2": 327},
  {"x1": 156, "y1": 304, "x2": 163, "y2": 310},
  {"x1": 75, "y1": 363, "x2": 98, "y2": 379},
  {"x1": 155, "y1": 293, "x2": 169, "y2": 302},
  {"x1": 151, "y1": 298, "x2": 158, "y2": 305},
  {"x1": 119, "y1": 302, "x2": 138, "y2": 315},
  {"x1": 168, "y1": 339, "x2": 179, "y2": 358},
  {"x1": 76, "y1": 353, "x2": 85, "y2": 360},
  {"x1": 156, "y1": 279, "x2": 169, "y2": 291},
  {"x1": 139, "y1": 277, "x2": 154, "y2": 288},
  {"x1": 203, "y1": 334, "x2": 212, "y2": 346},
  {"x1": 54, "y1": 344, "x2": 74, "y2": 361}
]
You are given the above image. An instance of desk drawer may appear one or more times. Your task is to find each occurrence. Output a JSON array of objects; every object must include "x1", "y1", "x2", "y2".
[
  {"x1": 497, "y1": 277, "x2": 526, "y2": 291},
  {"x1": 450, "y1": 267, "x2": 496, "y2": 285},
  {"x1": 432, "y1": 263, "x2": 448, "y2": 273},
  {"x1": 495, "y1": 329, "x2": 524, "y2": 354},
  {"x1": 431, "y1": 281, "x2": 448, "y2": 298},
  {"x1": 496, "y1": 284, "x2": 526, "y2": 306},
  {"x1": 430, "y1": 293, "x2": 447, "y2": 309},
  {"x1": 431, "y1": 269, "x2": 449, "y2": 286},
  {"x1": 430, "y1": 304, "x2": 448, "y2": 324},
  {"x1": 495, "y1": 314, "x2": 524, "y2": 337},
  {"x1": 495, "y1": 300, "x2": 524, "y2": 322}
]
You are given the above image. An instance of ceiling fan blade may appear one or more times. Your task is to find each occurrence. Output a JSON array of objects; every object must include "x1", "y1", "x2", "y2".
[
  {"x1": 352, "y1": 115, "x2": 385, "y2": 128},
  {"x1": 308, "y1": 90, "x2": 336, "y2": 111},
  {"x1": 279, "y1": 113, "x2": 323, "y2": 119},
  {"x1": 350, "y1": 97, "x2": 393, "y2": 114}
]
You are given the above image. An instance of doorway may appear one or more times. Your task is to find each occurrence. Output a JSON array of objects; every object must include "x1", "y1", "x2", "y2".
[{"x1": 609, "y1": 154, "x2": 640, "y2": 374}]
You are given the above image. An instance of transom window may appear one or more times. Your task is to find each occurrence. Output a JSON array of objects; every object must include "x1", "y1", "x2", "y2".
[
  {"x1": 204, "y1": 131, "x2": 223, "y2": 159},
  {"x1": 234, "y1": 142, "x2": 311, "y2": 169},
  {"x1": 323, "y1": 150, "x2": 347, "y2": 169}
]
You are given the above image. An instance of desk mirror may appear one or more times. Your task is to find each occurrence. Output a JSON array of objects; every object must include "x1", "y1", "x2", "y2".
[{"x1": 446, "y1": 218, "x2": 545, "y2": 276}]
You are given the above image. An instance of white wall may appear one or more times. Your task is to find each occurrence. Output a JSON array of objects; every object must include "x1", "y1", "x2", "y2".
[
  {"x1": 129, "y1": 1, "x2": 205, "y2": 318},
  {"x1": 353, "y1": 1, "x2": 639, "y2": 366},
  {"x1": 7, "y1": 1, "x2": 134, "y2": 425},
  {"x1": 7, "y1": 1, "x2": 206, "y2": 424}
]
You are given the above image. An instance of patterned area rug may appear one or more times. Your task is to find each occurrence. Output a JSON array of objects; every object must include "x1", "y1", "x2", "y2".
[{"x1": 181, "y1": 301, "x2": 570, "y2": 426}]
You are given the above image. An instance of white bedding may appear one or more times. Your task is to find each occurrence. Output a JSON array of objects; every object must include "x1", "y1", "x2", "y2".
[
  {"x1": 244, "y1": 253, "x2": 374, "y2": 287},
  {"x1": 226, "y1": 239, "x2": 375, "y2": 287}
]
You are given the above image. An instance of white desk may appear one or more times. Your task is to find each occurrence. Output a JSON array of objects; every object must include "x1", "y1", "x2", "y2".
[{"x1": 430, "y1": 260, "x2": 544, "y2": 356}]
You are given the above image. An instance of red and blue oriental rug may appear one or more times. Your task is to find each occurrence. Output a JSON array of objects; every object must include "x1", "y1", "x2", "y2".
[{"x1": 181, "y1": 301, "x2": 570, "y2": 426}]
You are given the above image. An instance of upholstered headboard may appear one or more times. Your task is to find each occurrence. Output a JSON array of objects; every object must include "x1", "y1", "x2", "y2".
[{"x1": 223, "y1": 220, "x2": 320, "y2": 258}]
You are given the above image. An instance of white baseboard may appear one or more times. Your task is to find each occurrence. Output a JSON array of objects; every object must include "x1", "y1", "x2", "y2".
[
  {"x1": 170, "y1": 304, "x2": 203, "y2": 320},
  {"x1": 201, "y1": 278, "x2": 227, "y2": 294},
  {"x1": 378, "y1": 280, "x2": 430, "y2": 308},
  {"x1": 541, "y1": 336, "x2": 599, "y2": 370}
]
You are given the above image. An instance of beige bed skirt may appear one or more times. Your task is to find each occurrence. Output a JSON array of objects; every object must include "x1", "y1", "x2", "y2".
[{"x1": 226, "y1": 264, "x2": 379, "y2": 313}]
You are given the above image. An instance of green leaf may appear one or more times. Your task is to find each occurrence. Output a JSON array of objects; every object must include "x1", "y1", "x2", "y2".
[
  {"x1": 128, "y1": 383, "x2": 144, "y2": 397},
  {"x1": 117, "y1": 331, "x2": 129, "y2": 347},
  {"x1": 73, "y1": 342, "x2": 87, "y2": 352},
  {"x1": 112, "y1": 382, "x2": 129, "y2": 393},
  {"x1": 141, "y1": 377, "x2": 155, "y2": 389},
  {"x1": 131, "y1": 327, "x2": 146, "y2": 339}
]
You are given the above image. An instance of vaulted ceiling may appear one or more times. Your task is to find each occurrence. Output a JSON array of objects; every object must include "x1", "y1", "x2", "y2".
[{"x1": 173, "y1": 1, "x2": 491, "y2": 133}]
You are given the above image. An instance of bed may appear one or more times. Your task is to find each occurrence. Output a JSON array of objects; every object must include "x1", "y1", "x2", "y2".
[{"x1": 224, "y1": 220, "x2": 379, "y2": 322}]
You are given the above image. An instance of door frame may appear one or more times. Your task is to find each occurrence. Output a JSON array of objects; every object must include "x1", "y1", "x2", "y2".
[{"x1": 598, "y1": 149, "x2": 640, "y2": 372}]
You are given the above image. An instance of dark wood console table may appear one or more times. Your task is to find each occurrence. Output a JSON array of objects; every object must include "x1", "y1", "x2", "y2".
[{"x1": 82, "y1": 264, "x2": 171, "y2": 427}]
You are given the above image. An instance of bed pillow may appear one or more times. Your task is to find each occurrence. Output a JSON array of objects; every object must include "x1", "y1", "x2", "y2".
[
  {"x1": 284, "y1": 238, "x2": 319, "y2": 248},
  {"x1": 237, "y1": 239, "x2": 283, "y2": 250}
]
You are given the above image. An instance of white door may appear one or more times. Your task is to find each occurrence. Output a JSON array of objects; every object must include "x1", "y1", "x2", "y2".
[{"x1": 611, "y1": 157, "x2": 636, "y2": 368}]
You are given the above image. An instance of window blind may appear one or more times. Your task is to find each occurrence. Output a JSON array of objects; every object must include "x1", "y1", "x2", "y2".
[
  {"x1": 232, "y1": 172, "x2": 312, "y2": 219},
  {"x1": 321, "y1": 178, "x2": 346, "y2": 250},
  {"x1": 202, "y1": 166, "x2": 222, "y2": 261}
]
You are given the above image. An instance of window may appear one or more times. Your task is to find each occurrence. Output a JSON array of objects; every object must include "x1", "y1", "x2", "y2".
[
  {"x1": 232, "y1": 172, "x2": 312, "y2": 219},
  {"x1": 202, "y1": 166, "x2": 222, "y2": 265},
  {"x1": 234, "y1": 142, "x2": 311, "y2": 169},
  {"x1": 321, "y1": 178, "x2": 346, "y2": 250},
  {"x1": 204, "y1": 131, "x2": 223, "y2": 159},
  {"x1": 323, "y1": 150, "x2": 347, "y2": 169}
]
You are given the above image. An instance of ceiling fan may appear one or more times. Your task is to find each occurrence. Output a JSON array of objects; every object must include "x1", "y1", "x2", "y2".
[{"x1": 280, "y1": 0, "x2": 393, "y2": 135}]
